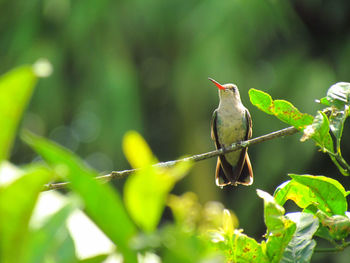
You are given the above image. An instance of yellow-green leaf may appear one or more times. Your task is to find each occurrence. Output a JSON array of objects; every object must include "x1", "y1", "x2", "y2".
[
  {"x1": 0, "y1": 66, "x2": 38, "y2": 161},
  {"x1": 123, "y1": 131, "x2": 157, "y2": 168}
]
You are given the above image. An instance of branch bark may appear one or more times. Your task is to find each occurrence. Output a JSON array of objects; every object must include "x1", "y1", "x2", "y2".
[{"x1": 42, "y1": 126, "x2": 299, "y2": 191}]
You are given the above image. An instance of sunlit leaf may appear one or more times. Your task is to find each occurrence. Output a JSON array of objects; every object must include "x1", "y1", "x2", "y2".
[
  {"x1": 124, "y1": 160, "x2": 190, "y2": 232},
  {"x1": 54, "y1": 230, "x2": 77, "y2": 263},
  {"x1": 123, "y1": 131, "x2": 157, "y2": 168},
  {"x1": 319, "y1": 82, "x2": 350, "y2": 109},
  {"x1": 22, "y1": 131, "x2": 137, "y2": 262},
  {"x1": 222, "y1": 209, "x2": 234, "y2": 237},
  {"x1": 281, "y1": 212, "x2": 318, "y2": 263},
  {"x1": 248, "y1": 89, "x2": 274, "y2": 115},
  {"x1": 167, "y1": 192, "x2": 201, "y2": 228},
  {"x1": 327, "y1": 105, "x2": 350, "y2": 175},
  {"x1": 301, "y1": 111, "x2": 333, "y2": 153},
  {"x1": 249, "y1": 89, "x2": 313, "y2": 130},
  {"x1": 329, "y1": 106, "x2": 348, "y2": 148},
  {"x1": 315, "y1": 210, "x2": 350, "y2": 241},
  {"x1": 274, "y1": 175, "x2": 347, "y2": 216},
  {"x1": 161, "y1": 224, "x2": 223, "y2": 263},
  {"x1": 274, "y1": 180, "x2": 316, "y2": 211},
  {"x1": 124, "y1": 167, "x2": 171, "y2": 232},
  {"x1": 328, "y1": 105, "x2": 349, "y2": 166},
  {"x1": 123, "y1": 131, "x2": 192, "y2": 232},
  {"x1": 0, "y1": 166, "x2": 52, "y2": 263},
  {"x1": 257, "y1": 189, "x2": 296, "y2": 263},
  {"x1": 229, "y1": 230, "x2": 269, "y2": 263},
  {"x1": 0, "y1": 66, "x2": 38, "y2": 161},
  {"x1": 257, "y1": 189, "x2": 286, "y2": 233},
  {"x1": 273, "y1": 100, "x2": 313, "y2": 130},
  {"x1": 24, "y1": 204, "x2": 75, "y2": 263}
]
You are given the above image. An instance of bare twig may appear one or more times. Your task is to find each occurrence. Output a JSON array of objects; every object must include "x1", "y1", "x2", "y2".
[
  {"x1": 42, "y1": 126, "x2": 299, "y2": 191},
  {"x1": 315, "y1": 241, "x2": 350, "y2": 253}
]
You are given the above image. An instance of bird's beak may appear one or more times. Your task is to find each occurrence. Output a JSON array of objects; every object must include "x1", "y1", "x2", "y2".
[{"x1": 208, "y1": 77, "x2": 225, "y2": 90}]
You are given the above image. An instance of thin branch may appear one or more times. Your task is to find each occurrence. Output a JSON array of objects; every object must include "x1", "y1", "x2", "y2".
[
  {"x1": 42, "y1": 126, "x2": 299, "y2": 191},
  {"x1": 315, "y1": 241, "x2": 350, "y2": 253}
]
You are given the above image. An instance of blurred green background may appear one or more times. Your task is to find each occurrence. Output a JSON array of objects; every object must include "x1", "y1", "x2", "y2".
[{"x1": 2, "y1": 0, "x2": 350, "y2": 260}]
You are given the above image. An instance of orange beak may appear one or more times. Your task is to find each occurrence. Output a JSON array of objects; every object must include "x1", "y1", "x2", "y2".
[{"x1": 208, "y1": 77, "x2": 225, "y2": 90}]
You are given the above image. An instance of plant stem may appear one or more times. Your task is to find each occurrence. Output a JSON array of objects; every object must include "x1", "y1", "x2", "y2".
[{"x1": 315, "y1": 241, "x2": 350, "y2": 253}]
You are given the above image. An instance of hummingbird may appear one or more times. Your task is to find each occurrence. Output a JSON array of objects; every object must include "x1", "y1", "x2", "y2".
[{"x1": 209, "y1": 78, "x2": 253, "y2": 187}]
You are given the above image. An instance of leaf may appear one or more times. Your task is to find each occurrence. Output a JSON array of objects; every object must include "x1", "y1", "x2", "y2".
[
  {"x1": 123, "y1": 131, "x2": 192, "y2": 232},
  {"x1": 316, "y1": 210, "x2": 350, "y2": 241},
  {"x1": 257, "y1": 190, "x2": 296, "y2": 263},
  {"x1": 230, "y1": 230, "x2": 269, "y2": 263},
  {"x1": 78, "y1": 254, "x2": 109, "y2": 263},
  {"x1": 0, "y1": 166, "x2": 52, "y2": 263},
  {"x1": 0, "y1": 66, "x2": 38, "y2": 161},
  {"x1": 318, "y1": 83, "x2": 350, "y2": 174},
  {"x1": 250, "y1": 87, "x2": 350, "y2": 175},
  {"x1": 281, "y1": 212, "x2": 318, "y2": 263},
  {"x1": 222, "y1": 209, "x2": 234, "y2": 237},
  {"x1": 328, "y1": 105, "x2": 349, "y2": 151},
  {"x1": 290, "y1": 174, "x2": 347, "y2": 215},
  {"x1": 273, "y1": 100, "x2": 314, "y2": 130},
  {"x1": 24, "y1": 204, "x2": 76, "y2": 263},
  {"x1": 248, "y1": 89, "x2": 274, "y2": 115},
  {"x1": 274, "y1": 175, "x2": 347, "y2": 216},
  {"x1": 167, "y1": 192, "x2": 202, "y2": 227},
  {"x1": 123, "y1": 131, "x2": 157, "y2": 168},
  {"x1": 22, "y1": 131, "x2": 137, "y2": 262},
  {"x1": 161, "y1": 224, "x2": 223, "y2": 263},
  {"x1": 319, "y1": 82, "x2": 350, "y2": 109},
  {"x1": 249, "y1": 89, "x2": 313, "y2": 130},
  {"x1": 257, "y1": 189, "x2": 286, "y2": 233},
  {"x1": 327, "y1": 105, "x2": 350, "y2": 175},
  {"x1": 54, "y1": 230, "x2": 78, "y2": 263},
  {"x1": 300, "y1": 111, "x2": 333, "y2": 153}
]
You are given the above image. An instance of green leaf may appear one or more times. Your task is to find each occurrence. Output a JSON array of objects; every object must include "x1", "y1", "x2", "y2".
[
  {"x1": 281, "y1": 212, "x2": 318, "y2": 263},
  {"x1": 0, "y1": 66, "x2": 38, "y2": 161},
  {"x1": 249, "y1": 89, "x2": 313, "y2": 130},
  {"x1": 273, "y1": 100, "x2": 314, "y2": 130},
  {"x1": 319, "y1": 97, "x2": 331, "y2": 107},
  {"x1": 229, "y1": 230, "x2": 269, "y2": 263},
  {"x1": 54, "y1": 229, "x2": 78, "y2": 263},
  {"x1": 123, "y1": 131, "x2": 157, "y2": 168},
  {"x1": 248, "y1": 89, "x2": 274, "y2": 115},
  {"x1": 329, "y1": 105, "x2": 348, "y2": 150},
  {"x1": 319, "y1": 82, "x2": 350, "y2": 109},
  {"x1": 274, "y1": 175, "x2": 347, "y2": 216},
  {"x1": 162, "y1": 224, "x2": 223, "y2": 263},
  {"x1": 327, "y1": 105, "x2": 350, "y2": 175},
  {"x1": 291, "y1": 174, "x2": 347, "y2": 215},
  {"x1": 22, "y1": 131, "x2": 137, "y2": 262},
  {"x1": 123, "y1": 131, "x2": 192, "y2": 232},
  {"x1": 300, "y1": 111, "x2": 333, "y2": 153},
  {"x1": 0, "y1": 165, "x2": 52, "y2": 263},
  {"x1": 257, "y1": 190, "x2": 296, "y2": 263},
  {"x1": 316, "y1": 210, "x2": 350, "y2": 241},
  {"x1": 25, "y1": 205, "x2": 72, "y2": 263},
  {"x1": 24, "y1": 204, "x2": 76, "y2": 263},
  {"x1": 257, "y1": 189, "x2": 286, "y2": 233}
]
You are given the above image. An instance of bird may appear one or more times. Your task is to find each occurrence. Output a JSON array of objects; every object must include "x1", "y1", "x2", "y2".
[{"x1": 209, "y1": 77, "x2": 253, "y2": 187}]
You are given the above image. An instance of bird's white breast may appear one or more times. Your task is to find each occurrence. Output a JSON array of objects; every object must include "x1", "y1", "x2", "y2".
[{"x1": 216, "y1": 100, "x2": 247, "y2": 165}]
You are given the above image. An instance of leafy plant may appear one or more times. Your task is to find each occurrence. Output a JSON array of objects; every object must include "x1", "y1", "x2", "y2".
[{"x1": 0, "y1": 63, "x2": 349, "y2": 263}]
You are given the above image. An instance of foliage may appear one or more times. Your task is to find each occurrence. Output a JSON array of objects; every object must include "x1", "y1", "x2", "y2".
[{"x1": 1, "y1": 62, "x2": 350, "y2": 263}]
